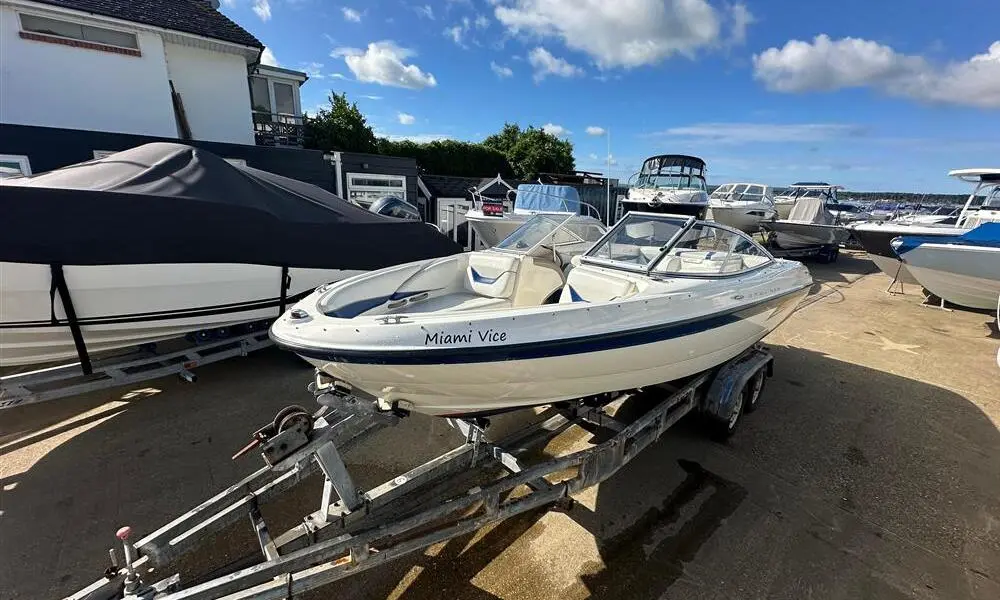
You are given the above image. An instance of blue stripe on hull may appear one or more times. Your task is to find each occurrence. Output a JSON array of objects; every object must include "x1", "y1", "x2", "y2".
[{"x1": 275, "y1": 287, "x2": 807, "y2": 365}]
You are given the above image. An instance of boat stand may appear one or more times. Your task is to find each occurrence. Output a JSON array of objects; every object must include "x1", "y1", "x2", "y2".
[
  {"x1": 68, "y1": 346, "x2": 773, "y2": 600},
  {"x1": 884, "y1": 263, "x2": 907, "y2": 295},
  {"x1": 1, "y1": 330, "x2": 272, "y2": 410}
]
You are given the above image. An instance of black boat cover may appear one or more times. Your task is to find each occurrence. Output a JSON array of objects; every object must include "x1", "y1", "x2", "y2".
[{"x1": 0, "y1": 143, "x2": 462, "y2": 269}]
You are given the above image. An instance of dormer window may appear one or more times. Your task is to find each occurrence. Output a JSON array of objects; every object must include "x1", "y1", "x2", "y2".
[{"x1": 19, "y1": 13, "x2": 139, "y2": 53}]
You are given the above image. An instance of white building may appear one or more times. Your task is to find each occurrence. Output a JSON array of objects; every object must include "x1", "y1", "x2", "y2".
[{"x1": 0, "y1": 0, "x2": 307, "y2": 176}]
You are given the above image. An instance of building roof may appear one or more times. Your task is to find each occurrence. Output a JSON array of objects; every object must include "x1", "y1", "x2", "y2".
[
  {"x1": 419, "y1": 175, "x2": 483, "y2": 199},
  {"x1": 28, "y1": 0, "x2": 263, "y2": 49}
]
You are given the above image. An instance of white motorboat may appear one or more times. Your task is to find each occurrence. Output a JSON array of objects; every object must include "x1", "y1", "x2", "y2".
[
  {"x1": 0, "y1": 143, "x2": 460, "y2": 367},
  {"x1": 891, "y1": 223, "x2": 1000, "y2": 310},
  {"x1": 773, "y1": 182, "x2": 844, "y2": 220},
  {"x1": 618, "y1": 155, "x2": 710, "y2": 219},
  {"x1": 271, "y1": 212, "x2": 812, "y2": 417},
  {"x1": 852, "y1": 169, "x2": 1000, "y2": 284},
  {"x1": 465, "y1": 183, "x2": 604, "y2": 248},
  {"x1": 706, "y1": 183, "x2": 778, "y2": 232},
  {"x1": 760, "y1": 196, "x2": 851, "y2": 249}
]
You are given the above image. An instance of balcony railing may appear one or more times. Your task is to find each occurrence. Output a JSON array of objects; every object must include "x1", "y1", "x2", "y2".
[{"x1": 253, "y1": 111, "x2": 304, "y2": 147}]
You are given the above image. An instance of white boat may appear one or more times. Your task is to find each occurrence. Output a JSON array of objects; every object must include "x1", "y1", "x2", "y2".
[
  {"x1": 465, "y1": 183, "x2": 604, "y2": 248},
  {"x1": 760, "y1": 196, "x2": 851, "y2": 249},
  {"x1": 618, "y1": 155, "x2": 710, "y2": 219},
  {"x1": 773, "y1": 182, "x2": 844, "y2": 220},
  {"x1": 852, "y1": 169, "x2": 1000, "y2": 284},
  {"x1": 706, "y1": 183, "x2": 777, "y2": 232},
  {"x1": 270, "y1": 212, "x2": 812, "y2": 417},
  {"x1": 0, "y1": 143, "x2": 460, "y2": 367},
  {"x1": 891, "y1": 224, "x2": 1000, "y2": 310}
]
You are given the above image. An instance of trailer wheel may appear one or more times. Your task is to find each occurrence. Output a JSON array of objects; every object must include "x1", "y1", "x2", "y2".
[
  {"x1": 710, "y1": 386, "x2": 746, "y2": 441},
  {"x1": 743, "y1": 368, "x2": 767, "y2": 413}
]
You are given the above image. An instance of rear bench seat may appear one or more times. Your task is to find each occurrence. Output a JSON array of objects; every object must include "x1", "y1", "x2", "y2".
[{"x1": 560, "y1": 267, "x2": 636, "y2": 303}]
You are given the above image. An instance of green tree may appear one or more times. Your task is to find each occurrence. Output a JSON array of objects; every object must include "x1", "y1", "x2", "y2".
[
  {"x1": 483, "y1": 124, "x2": 575, "y2": 179},
  {"x1": 378, "y1": 138, "x2": 513, "y2": 177},
  {"x1": 303, "y1": 92, "x2": 378, "y2": 153}
]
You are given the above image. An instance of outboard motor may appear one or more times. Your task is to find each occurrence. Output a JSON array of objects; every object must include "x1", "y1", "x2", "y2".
[{"x1": 369, "y1": 196, "x2": 422, "y2": 221}]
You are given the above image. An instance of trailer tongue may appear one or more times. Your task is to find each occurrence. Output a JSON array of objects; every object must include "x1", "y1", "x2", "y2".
[{"x1": 69, "y1": 346, "x2": 774, "y2": 600}]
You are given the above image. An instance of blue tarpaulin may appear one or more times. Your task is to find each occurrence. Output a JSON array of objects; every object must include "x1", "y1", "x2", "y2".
[{"x1": 514, "y1": 184, "x2": 581, "y2": 213}]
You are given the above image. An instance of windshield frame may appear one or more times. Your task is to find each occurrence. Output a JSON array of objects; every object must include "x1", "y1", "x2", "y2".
[
  {"x1": 491, "y1": 212, "x2": 581, "y2": 256},
  {"x1": 582, "y1": 212, "x2": 776, "y2": 278}
]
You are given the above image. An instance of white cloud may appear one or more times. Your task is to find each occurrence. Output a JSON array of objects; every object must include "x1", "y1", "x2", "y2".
[
  {"x1": 475, "y1": 15, "x2": 490, "y2": 29},
  {"x1": 585, "y1": 126, "x2": 605, "y2": 136},
  {"x1": 300, "y1": 61, "x2": 324, "y2": 79},
  {"x1": 542, "y1": 123, "x2": 570, "y2": 136},
  {"x1": 397, "y1": 112, "x2": 416, "y2": 125},
  {"x1": 588, "y1": 153, "x2": 599, "y2": 160},
  {"x1": 727, "y1": 3, "x2": 754, "y2": 46},
  {"x1": 496, "y1": 0, "x2": 732, "y2": 69},
  {"x1": 415, "y1": 4, "x2": 434, "y2": 19},
  {"x1": 444, "y1": 24, "x2": 465, "y2": 46},
  {"x1": 647, "y1": 122, "x2": 866, "y2": 144},
  {"x1": 260, "y1": 46, "x2": 278, "y2": 66},
  {"x1": 253, "y1": 0, "x2": 271, "y2": 21},
  {"x1": 528, "y1": 47, "x2": 583, "y2": 82},
  {"x1": 490, "y1": 61, "x2": 513, "y2": 78},
  {"x1": 329, "y1": 72, "x2": 348, "y2": 79},
  {"x1": 753, "y1": 36, "x2": 1000, "y2": 108},
  {"x1": 342, "y1": 7, "x2": 361, "y2": 22},
  {"x1": 359, "y1": 94, "x2": 383, "y2": 100},
  {"x1": 332, "y1": 41, "x2": 438, "y2": 89}
]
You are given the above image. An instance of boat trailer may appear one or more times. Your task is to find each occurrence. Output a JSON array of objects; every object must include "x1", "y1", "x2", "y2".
[{"x1": 68, "y1": 345, "x2": 774, "y2": 600}]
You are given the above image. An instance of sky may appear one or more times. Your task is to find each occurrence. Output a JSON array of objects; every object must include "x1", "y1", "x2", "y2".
[{"x1": 220, "y1": 0, "x2": 999, "y2": 194}]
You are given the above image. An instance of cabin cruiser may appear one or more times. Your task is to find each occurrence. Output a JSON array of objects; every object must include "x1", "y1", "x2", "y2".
[
  {"x1": 0, "y1": 143, "x2": 461, "y2": 367},
  {"x1": 760, "y1": 196, "x2": 851, "y2": 249},
  {"x1": 891, "y1": 223, "x2": 1000, "y2": 310},
  {"x1": 852, "y1": 169, "x2": 1000, "y2": 285},
  {"x1": 706, "y1": 183, "x2": 777, "y2": 232},
  {"x1": 270, "y1": 212, "x2": 812, "y2": 417},
  {"x1": 773, "y1": 183, "x2": 844, "y2": 220},
  {"x1": 618, "y1": 155, "x2": 709, "y2": 219},
  {"x1": 465, "y1": 183, "x2": 604, "y2": 248}
]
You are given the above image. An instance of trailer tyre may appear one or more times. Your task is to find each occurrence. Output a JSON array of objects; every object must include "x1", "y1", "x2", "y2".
[
  {"x1": 710, "y1": 387, "x2": 746, "y2": 441},
  {"x1": 743, "y1": 368, "x2": 767, "y2": 413}
]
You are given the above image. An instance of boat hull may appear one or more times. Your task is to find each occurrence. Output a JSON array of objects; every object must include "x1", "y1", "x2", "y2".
[
  {"x1": 899, "y1": 245, "x2": 1000, "y2": 310},
  {"x1": 707, "y1": 204, "x2": 776, "y2": 233},
  {"x1": 0, "y1": 262, "x2": 357, "y2": 366},
  {"x1": 851, "y1": 224, "x2": 967, "y2": 284},
  {"x1": 763, "y1": 222, "x2": 850, "y2": 248}
]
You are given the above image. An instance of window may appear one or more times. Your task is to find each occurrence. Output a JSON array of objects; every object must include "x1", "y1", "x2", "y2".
[
  {"x1": 250, "y1": 77, "x2": 300, "y2": 123},
  {"x1": 273, "y1": 83, "x2": 295, "y2": 115},
  {"x1": 346, "y1": 173, "x2": 406, "y2": 208},
  {"x1": 0, "y1": 155, "x2": 32, "y2": 178},
  {"x1": 250, "y1": 77, "x2": 271, "y2": 113},
  {"x1": 20, "y1": 14, "x2": 138, "y2": 49},
  {"x1": 652, "y1": 224, "x2": 770, "y2": 276}
]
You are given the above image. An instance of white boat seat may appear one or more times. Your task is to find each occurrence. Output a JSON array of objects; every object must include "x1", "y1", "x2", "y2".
[
  {"x1": 466, "y1": 253, "x2": 519, "y2": 298},
  {"x1": 560, "y1": 268, "x2": 636, "y2": 303}
]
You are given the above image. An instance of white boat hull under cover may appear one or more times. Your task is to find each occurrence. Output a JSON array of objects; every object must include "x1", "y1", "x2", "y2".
[
  {"x1": 766, "y1": 223, "x2": 850, "y2": 248},
  {"x1": 271, "y1": 251, "x2": 811, "y2": 416},
  {"x1": 899, "y1": 245, "x2": 1000, "y2": 310},
  {"x1": 0, "y1": 262, "x2": 357, "y2": 366}
]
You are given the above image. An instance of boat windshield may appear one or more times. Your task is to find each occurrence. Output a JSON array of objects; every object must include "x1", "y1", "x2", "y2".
[
  {"x1": 711, "y1": 183, "x2": 771, "y2": 204},
  {"x1": 494, "y1": 214, "x2": 605, "y2": 258},
  {"x1": 635, "y1": 156, "x2": 707, "y2": 191},
  {"x1": 585, "y1": 213, "x2": 689, "y2": 269}
]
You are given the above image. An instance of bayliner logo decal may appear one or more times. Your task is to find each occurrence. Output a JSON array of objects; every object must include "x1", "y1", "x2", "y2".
[{"x1": 424, "y1": 329, "x2": 508, "y2": 345}]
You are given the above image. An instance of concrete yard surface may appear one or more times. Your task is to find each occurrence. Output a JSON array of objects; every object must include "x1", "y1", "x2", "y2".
[{"x1": 1, "y1": 252, "x2": 999, "y2": 599}]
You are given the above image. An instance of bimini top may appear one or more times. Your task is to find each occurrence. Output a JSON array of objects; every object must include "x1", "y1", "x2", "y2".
[
  {"x1": 788, "y1": 182, "x2": 843, "y2": 190},
  {"x1": 642, "y1": 155, "x2": 706, "y2": 171},
  {"x1": 948, "y1": 168, "x2": 1000, "y2": 183},
  {"x1": 513, "y1": 184, "x2": 581, "y2": 213},
  {"x1": 0, "y1": 143, "x2": 461, "y2": 268}
]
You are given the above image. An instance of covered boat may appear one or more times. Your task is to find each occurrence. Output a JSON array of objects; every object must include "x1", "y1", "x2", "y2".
[
  {"x1": 270, "y1": 212, "x2": 812, "y2": 417},
  {"x1": 760, "y1": 196, "x2": 851, "y2": 249},
  {"x1": 465, "y1": 183, "x2": 604, "y2": 247},
  {"x1": 891, "y1": 223, "x2": 1000, "y2": 310},
  {"x1": 0, "y1": 143, "x2": 461, "y2": 367}
]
